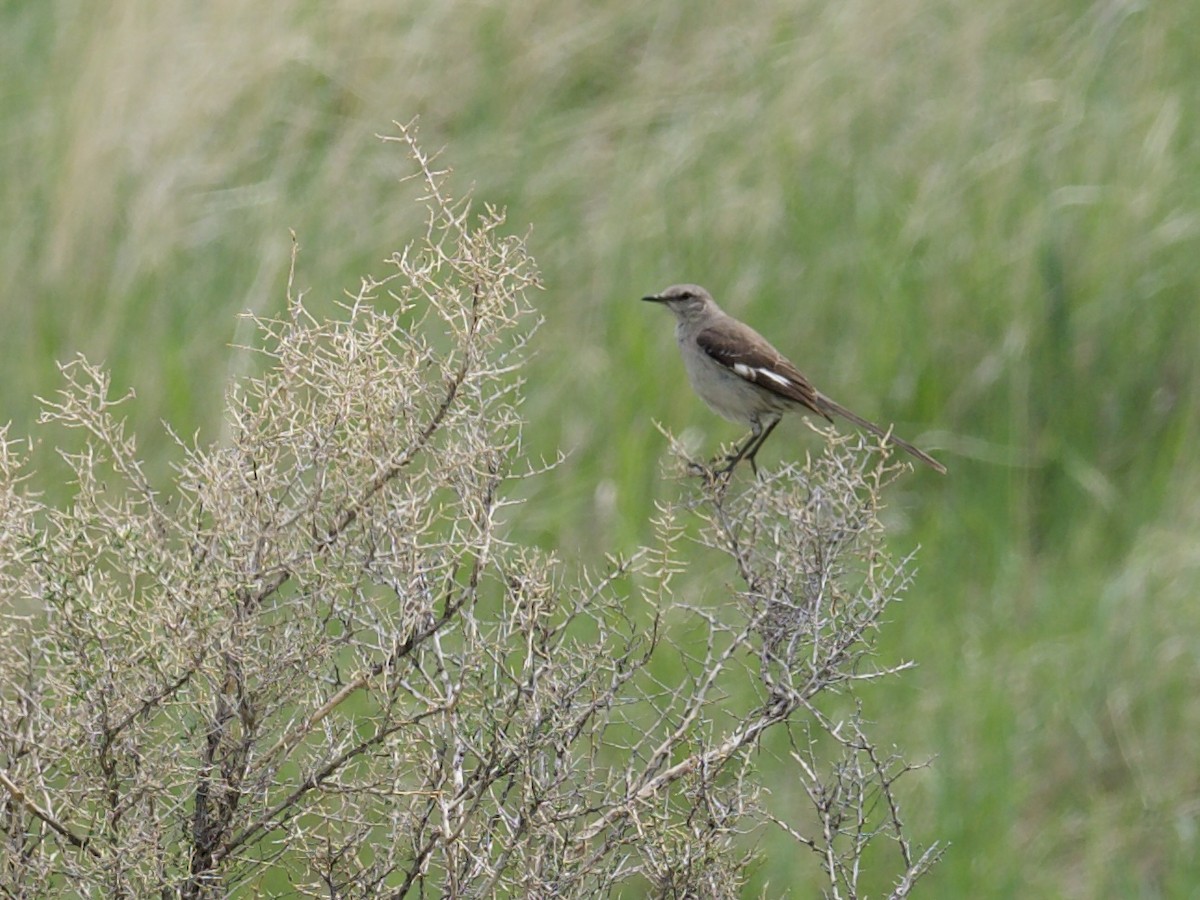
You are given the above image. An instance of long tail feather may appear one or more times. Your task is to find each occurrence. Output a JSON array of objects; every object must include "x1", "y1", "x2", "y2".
[{"x1": 817, "y1": 396, "x2": 947, "y2": 474}]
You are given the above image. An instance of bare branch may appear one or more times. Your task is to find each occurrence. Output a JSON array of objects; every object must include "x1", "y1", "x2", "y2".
[{"x1": 0, "y1": 769, "x2": 97, "y2": 857}]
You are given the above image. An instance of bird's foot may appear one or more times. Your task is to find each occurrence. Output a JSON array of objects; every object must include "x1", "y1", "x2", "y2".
[{"x1": 687, "y1": 457, "x2": 736, "y2": 484}]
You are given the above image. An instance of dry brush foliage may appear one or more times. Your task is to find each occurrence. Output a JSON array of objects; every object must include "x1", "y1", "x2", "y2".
[{"x1": 0, "y1": 124, "x2": 938, "y2": 898}]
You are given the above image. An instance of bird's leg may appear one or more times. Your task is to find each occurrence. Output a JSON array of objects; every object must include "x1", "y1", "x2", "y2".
[
  {"x1": 716, "y1": 417, "x2": 779, "y2": 476},
  {"x1": 742, "y1": 417, "x2": 779, "y2": 475},
  {"x1": 715, "y1": 425, "x2": 760, "y2": 475},
  {"x1": 719, "y1": 431, "x2": 757, "y2": 468}
]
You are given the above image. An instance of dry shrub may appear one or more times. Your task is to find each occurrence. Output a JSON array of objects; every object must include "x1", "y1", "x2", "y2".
[{"x1": 0, "y1": 124, "x2": 937, "y2": 898}]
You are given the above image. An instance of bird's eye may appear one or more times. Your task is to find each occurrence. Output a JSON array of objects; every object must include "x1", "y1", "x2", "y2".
[{"x1": 677, "y1": 291, "x2": 693, "y2": 300}]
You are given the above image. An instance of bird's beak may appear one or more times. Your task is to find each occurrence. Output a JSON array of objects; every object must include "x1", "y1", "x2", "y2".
[{"x1": 641, "y1": 293, "x2": 664, "y2": 303}]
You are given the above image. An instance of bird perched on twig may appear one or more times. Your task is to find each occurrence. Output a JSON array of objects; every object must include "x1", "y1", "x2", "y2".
[{"x1": 643, "y1": 284, "x2": 946, "y2": 476}]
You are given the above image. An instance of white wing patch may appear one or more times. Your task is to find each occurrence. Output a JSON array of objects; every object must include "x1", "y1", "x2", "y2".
[
  {"x1": 732, "y1": 362, "x2": 793, "y2": 390},
  {"x1": 758, "y1": 368, "x2": 793, "y2": 389}
]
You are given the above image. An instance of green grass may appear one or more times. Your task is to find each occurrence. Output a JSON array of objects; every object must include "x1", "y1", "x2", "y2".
[{"x1": 4, "y1": 0, "x2": 1200, "y2": 894}]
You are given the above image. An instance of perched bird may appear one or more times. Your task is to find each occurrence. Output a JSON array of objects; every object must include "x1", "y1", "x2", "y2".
[{"x1": 643, "y1": 284, "x2": 946, "y2": 475}]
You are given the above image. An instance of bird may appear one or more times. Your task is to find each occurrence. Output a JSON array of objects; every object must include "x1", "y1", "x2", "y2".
[{"x1": 642, "y1": 284, "x2": 946, "y2": 475}]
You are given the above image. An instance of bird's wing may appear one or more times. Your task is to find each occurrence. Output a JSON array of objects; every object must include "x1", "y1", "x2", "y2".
[
  {"x1": 696, "y1": 322, "x2": 948, "y2": 474},
  {"x1": 695, "y1": 325, "x2": 831, "y2": 421}
]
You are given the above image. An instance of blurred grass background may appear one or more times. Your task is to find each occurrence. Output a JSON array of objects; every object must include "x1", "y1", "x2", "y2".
[{"x1": 3, "y1": 0, "x2": 1199, "y2": 895}]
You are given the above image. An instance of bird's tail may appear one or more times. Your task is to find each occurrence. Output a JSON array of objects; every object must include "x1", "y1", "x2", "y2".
[{"x1": 817, "y1": 395, "x2": 947, "y2": 475}]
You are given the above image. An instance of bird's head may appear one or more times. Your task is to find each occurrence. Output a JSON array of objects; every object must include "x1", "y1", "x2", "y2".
[{"x1": 641, "y1": 284, "x2": 717, "y2": 324}]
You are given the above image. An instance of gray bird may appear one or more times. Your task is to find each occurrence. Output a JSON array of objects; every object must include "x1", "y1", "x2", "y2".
[{"x1": 643, "y1": 284, "x2": 946, "y2": 475}]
